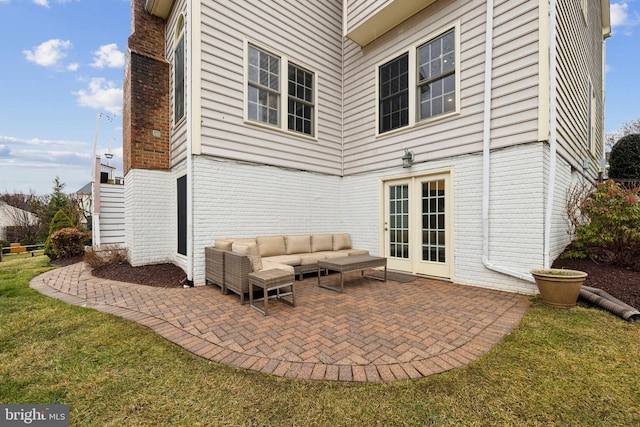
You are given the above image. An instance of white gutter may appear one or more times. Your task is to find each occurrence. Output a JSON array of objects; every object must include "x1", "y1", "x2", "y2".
[
  {"x1": 543, "y1": 0, "x2": 558, "y2": 269},
  {"x1": 481, "y1": 0, "x2": 535, "y2": 283}
]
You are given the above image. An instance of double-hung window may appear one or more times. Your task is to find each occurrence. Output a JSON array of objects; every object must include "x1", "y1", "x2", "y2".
[
  {"x1": 174, "y1": 15, "x2": 185, "y2": 124},
  {"x1": 417, "y1": 29, "x2": 456, "y2": 121},
  {"x1": 248, "y1": 46, "x2": 280, "y2": 126},
  {"x1": 378, "y1": 25, "x2": 459, "y2": 135},
  {"x1": 379, "y1": 53, "x2": 409, "y2": 133},
  {"x1": 246, "y1": 43, "x2": 316, "y2": 137},
  {"x1": 288, "y1": 64, "x2": 314, "y2": 135}
]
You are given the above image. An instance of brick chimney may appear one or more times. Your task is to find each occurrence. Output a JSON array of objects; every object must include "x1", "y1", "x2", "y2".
[{"x1": 123, "y1": 0, "x2": 170, "y2": 174}]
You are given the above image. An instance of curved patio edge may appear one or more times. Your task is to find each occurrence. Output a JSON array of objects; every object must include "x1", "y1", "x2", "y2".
[{"x1": 30, "y1": 263, "x2": 530, "y2": 383}]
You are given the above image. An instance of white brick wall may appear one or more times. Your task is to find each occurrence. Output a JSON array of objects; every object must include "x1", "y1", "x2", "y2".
[
  {"x1": 126, "y1": 142, "x2": 580, "y2": 295},
  {"x1": 191, "y1": 157, "x2": 345, "y2": 285},
  {"x1": 124, "y1": 169, "x2": 176, "y2": 267},
  {"x1": 341, "y1": 145, "x2": 542, "y2": 295}
]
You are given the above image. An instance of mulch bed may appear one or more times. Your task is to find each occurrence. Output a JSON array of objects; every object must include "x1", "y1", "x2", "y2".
[
  {"x1": 552, "y1": 257, "x2": 640, "y2": 310},
  {"x1": 91, "y1": 262, "x2": 188, "y2": 288}
]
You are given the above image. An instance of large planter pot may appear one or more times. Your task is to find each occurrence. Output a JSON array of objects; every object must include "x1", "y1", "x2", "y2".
[{"x1": 531, "y1": 269, "x2": 588, "y2": 308}]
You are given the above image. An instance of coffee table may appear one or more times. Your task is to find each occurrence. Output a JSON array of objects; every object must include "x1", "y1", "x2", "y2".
[{"x1": 317, "y1": 254, "x2": 387, "y2": 293}]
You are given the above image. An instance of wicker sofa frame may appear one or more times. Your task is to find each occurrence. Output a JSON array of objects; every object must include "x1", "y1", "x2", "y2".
[{"x1": 205, "y1": 234, "x2": 368, "y2": 303}]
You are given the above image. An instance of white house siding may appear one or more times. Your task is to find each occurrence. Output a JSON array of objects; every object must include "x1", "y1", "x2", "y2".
[
  {"x1": 166, "y1": 0, "x2": 189, "y2": 168},
  {"x1": 342, "y1": 0, "x2": 542, "y2": 176},
  {"x1": 190, "y1": 155, "x2": 345, "y2": 285},
  {"x1": 196, "y1": 0, "x2": 344, "y2": 175},
  {"x1": 125, "y1": 169, "x2": 177, "y2": 267},
  {"x1": 345, "y1": 0, "x2": 392, "y2": 33},
  {"x1": 490, "y1": 0, "x2": 540, "y2": 149},
  {"x1": 555, "y1": 0, "x2": 605, "y2": 179},
  {"x1": 98, "y1": 184, "x2": 125, "y2": 246}
]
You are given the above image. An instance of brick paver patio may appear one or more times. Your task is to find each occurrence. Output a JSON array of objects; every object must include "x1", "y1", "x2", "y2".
[{"x1": 31, "y1": 262, "x2": 529, "y2": 382}]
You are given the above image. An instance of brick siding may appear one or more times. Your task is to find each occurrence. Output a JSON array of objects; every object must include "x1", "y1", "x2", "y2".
[{"x1": 123, "y1": 0, "x2": 170, "y2": 174}]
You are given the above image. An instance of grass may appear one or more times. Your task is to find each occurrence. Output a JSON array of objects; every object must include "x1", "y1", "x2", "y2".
[{"x1": 1, "y1": 256, "x2": 639, "y2": 426}]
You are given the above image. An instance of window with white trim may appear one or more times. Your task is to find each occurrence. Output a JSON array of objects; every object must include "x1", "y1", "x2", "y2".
[
  {"x1": 174, "y1": 15, "x2": 185, "y2": 124},
  {"x1": 378, "y1": 25, "x2": 459, "y2": 134},
  {"x1": 417, "y1": 29, "x2": 456, "y2": 120},
  {"x1": 248, "y1": 45, "x2": 280, "y2": 126},
  {"x1": 379, "y1": 53, "x2": 409, "y2": 133},
  {"x1": 589, "y1": 79, "x2": 597, "y2": 155},
  {"x1": 246, "y1": 43, "x2": 316, "y2": 137}
]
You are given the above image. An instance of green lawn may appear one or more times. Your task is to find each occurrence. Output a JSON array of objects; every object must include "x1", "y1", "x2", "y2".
[{"x1": 1, "y1": 256, "x2": 639, "y2": 426}]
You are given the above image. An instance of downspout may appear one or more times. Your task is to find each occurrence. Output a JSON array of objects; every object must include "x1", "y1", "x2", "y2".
[
  {"x1": 481, "y1": 0, "x2": 534, "y2": 282},
  {"x1": 186, "y1": 1, "x2": 194, "y2": 284},
  {"x1": 341, "y1": 2, "x2": 346, "y2": 177},
  {"x1": 543, "y1": 0, "x2": 558, "y2": 268}
]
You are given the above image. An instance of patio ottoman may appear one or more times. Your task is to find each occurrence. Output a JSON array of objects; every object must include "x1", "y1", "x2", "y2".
[{"x1": 248, "y1": 269, "x2": 295, "y2": 316}]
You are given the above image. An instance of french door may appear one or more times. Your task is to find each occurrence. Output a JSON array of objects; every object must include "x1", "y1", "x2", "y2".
[{"x1": 383, "y1": 172, "x2": 452, "y2": 279}]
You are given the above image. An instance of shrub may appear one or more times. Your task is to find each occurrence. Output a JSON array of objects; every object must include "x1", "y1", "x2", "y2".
[
  {"x1": 0, "y1": 239, "x2": 9, "y2": 249},
  {"x1": 84, "y1": 246, "x2": 127, "y2": 269},
  {"x1": 608, "y1": 133, "x2": 640, "y2": 179},
  {"x1": 44, "y1": 210, "x2": 74, "y2": 260},
  {"x1": 50, "y1": 227, "x2": 88, "y2": 259},
  {"x1": 573, "y1": 180, "x2": 640, "y2": 270}
]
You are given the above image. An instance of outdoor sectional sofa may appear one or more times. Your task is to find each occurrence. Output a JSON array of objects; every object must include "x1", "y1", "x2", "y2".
[{"x1": 205, "y1": 233, "x2": 369, "y2": 303}]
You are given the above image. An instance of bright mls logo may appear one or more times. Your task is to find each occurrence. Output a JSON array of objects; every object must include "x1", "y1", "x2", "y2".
[{"x1": 1, "y1": 405, "x2": 69, "y2": 426}]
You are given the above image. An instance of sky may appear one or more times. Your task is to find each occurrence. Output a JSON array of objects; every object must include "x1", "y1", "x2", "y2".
[{"x1": 0, "y1": 0, "x2": 639, "y2": 196}]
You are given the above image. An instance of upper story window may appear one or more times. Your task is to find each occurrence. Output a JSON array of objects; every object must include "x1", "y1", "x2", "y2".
[
  {"x1": 379, "y1": 53, "x2": 409, "y2": 133},
  {"x1": 248, "y1": 45, "x2": 280, "y2": 126},
  {"x1": 588, "y1": 78, "x2": 598, "y2": 155},
  {"x1": 581, "y1": 0, "x2": 588, "y2": 24},
  {"x1": 246, "y1": 42, "x2": 316, "y2": 137},
  {"x1": 174, "y1": 15, "x2": 185, "y2": 124},
  {"x1": 378, "y1": 24, "x2": 459, "y2": 135},
  {"x1": 417, "y1": 29, "x2": 456, "y2": 120},
  {"x1": 288, "y1": 64, "x2": 314, "y2": 135}
]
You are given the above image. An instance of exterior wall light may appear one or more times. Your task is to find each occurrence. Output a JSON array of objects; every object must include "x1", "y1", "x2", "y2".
[{"x1": 402, "y1": 149, "x2": 414, "y2": 168}]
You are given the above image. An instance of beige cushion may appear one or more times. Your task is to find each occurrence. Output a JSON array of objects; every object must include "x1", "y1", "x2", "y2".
[
  {"x1": 332, "y1": 233, "x2": 352, "y2": 250},
  {"x1": 256, "y1": 235, "x2": 286, "y2": 257},
  {"x1": 285, "y1": 234, "x2": 311, "y2": 254},
  {"x1": 311, "y1": 234, "x2": 333, "y2": 252},
  {"x1": 214, "y1": 239, "x2": 233, "y2": 251},
  {"x1": 260, "y1": 261, "x2": 295, "y2": 274},
  {"x1": 231, "y1": 242, "x2": 263, "y2": 272},
  {"x1": 339, "y1": 249, "x2": 369, "y2": 256},
  {"x1": 298, "y1": 253, "x2": 327, "y2": 265},
  {"x1": 321, "y1": 251, "x2": 350, "y2": 259},
  {"x1": 262, "y1": 254, "x2": 302, "y2": 266}
]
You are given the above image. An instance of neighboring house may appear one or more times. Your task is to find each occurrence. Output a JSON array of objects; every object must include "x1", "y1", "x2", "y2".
[
  {"x1": 0, "y1": 201, "x2": 39, "y2": 242},
  {"x1": 74, "y1": 182, "x2": 93, "y2": 229},
  {"x1": 90, "y1": 157, "x2": 126, "y2": 248},
  {"x1": 123, "y1": 0, "x2": 610, "y2": 293}
]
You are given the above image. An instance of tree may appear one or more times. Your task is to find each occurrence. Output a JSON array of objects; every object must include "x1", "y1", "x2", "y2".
[
  {"x1": 608, "y1": 134, "x2": 640, "y2": 180},
  {"x1": 43, "y1": 210, "x2": 75, "y2": 259},
  {"x1": 605, "y1": 117, "x2": 640, "y2": 152},
  {"x1": 44, "y1": 177, "x2": 70, "y2": 221}
]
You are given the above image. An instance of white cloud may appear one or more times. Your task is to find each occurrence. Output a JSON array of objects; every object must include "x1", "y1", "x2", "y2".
[
  {"x1": 0, "y1": 137, "x2": 90, "y2": 169},
  {"x1": 610, "y1": 2, "x2": 639, "y2": 35},
  {"x1": 32, "y1": 0, "x2": 75, "y2": 6},
  {"x1": 0, "y1": 135, "x2": 88, "y2": 149},
  {"x1": 611, "y1": 3, "x2": 630, "y2": 27},
  {"x1": 23, "y1": 39, "x2": 72, "y2": 68},
  {"x1": 90, "y1": 44, "x2": 125, "y2": 69},
  {"x1": 67, "y1": 63, "x2": 79, "y2": 71},
  {"x1": 73, "y1": 78, "x2": 123, "y2": 115}
]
